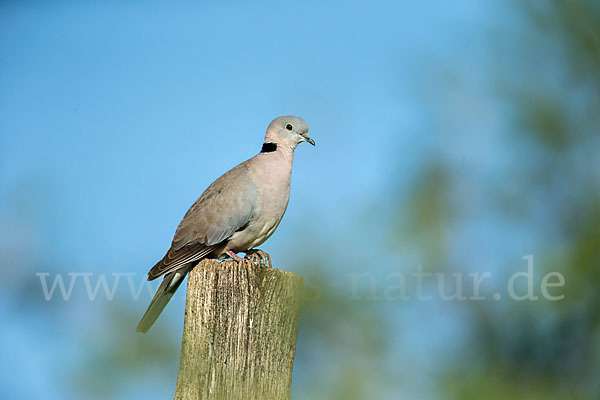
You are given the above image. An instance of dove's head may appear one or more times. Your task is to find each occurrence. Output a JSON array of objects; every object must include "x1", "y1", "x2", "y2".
[{"x1": 263, "y1": 116, "x2": 315, "y2": 151}]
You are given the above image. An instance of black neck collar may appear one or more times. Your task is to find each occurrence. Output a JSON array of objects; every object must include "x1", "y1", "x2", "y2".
[{"x1": 261, "y1": 142, "x2": 277, "y2": 153}]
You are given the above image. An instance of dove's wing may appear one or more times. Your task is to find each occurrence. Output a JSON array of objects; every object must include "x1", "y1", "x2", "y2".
[{"x1": 147, "y1": 163, "x2": 258, "y2": 280}]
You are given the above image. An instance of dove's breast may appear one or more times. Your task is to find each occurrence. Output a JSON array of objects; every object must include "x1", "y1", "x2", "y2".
[{"x1": 226, "y1": 149, "x2": 294, "y2": 252}]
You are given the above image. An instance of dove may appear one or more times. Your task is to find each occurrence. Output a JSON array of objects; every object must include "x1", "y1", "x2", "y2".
[{"x1": 136, "y1": 116, "x2": 314, "y2": 333}]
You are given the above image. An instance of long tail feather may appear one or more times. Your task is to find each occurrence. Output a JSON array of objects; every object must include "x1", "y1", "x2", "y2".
[{"x1": 136, "y1": 267, "x2": 190, "y2": 333}]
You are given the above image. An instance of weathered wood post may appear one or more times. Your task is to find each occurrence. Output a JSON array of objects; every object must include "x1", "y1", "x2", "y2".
[{"x1": 174, "y1": 258, "x2": 303, "y2": 400}]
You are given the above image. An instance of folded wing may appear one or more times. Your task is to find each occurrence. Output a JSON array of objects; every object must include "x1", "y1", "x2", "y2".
[{"x1": 147, "y1": 164, "x2": 257, "y2": 280}]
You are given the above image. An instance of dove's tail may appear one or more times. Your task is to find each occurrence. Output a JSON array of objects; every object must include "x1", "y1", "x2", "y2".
[{"x1": 136, "y1": 266, "x2": 190, "y2": 333}]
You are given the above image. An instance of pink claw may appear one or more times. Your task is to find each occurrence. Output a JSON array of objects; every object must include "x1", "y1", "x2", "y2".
[{"x1": 226, "y1": 250, "x2": 244, "y2": 261}]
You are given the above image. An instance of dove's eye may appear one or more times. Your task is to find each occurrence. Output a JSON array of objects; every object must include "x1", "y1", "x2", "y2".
[{"x1": 286, "y1": 124, "x2": 293, "y2": 131}]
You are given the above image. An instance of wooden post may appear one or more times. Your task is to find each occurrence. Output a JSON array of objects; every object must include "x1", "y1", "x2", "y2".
[{"x1": 174, "y1": 259, "x2": 303, "y2": 400}]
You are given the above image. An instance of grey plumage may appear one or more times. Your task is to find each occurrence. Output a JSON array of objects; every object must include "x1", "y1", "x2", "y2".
[{"x1": 137, "y1": 116, "x2": 314, "y2": 333}]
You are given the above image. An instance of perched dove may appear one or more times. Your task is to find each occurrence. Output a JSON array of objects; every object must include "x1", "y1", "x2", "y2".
[{"x1": 137, "y1": 116, "x2": 314, "y2": 333}]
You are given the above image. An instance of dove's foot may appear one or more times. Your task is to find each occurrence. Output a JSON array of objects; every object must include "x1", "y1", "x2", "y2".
[
  {"x1": 226, "y1": 250, "x2": 244, "y2": 262},
  {"x1": 245, "y1": 249, "x2": 272, "y2": 268}
]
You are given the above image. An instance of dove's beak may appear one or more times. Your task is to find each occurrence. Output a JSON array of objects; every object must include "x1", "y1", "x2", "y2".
[{"x1": 301, "y1": 134, "x2": 315, "y2": 146}]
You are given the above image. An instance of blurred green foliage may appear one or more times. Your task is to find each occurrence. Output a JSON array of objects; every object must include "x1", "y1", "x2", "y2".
[
  {"x1": 72, "y1": 305, "x2": 179, "y2": 397},
  {"x1": 299, "y1": 0, "x2": 600, "y2": 398},
  {"x1": 433, "y1": 0, "x2": 600, "y2": 398}
]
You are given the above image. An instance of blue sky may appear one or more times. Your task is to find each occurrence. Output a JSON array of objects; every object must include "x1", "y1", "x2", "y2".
[
  {"x1": 0, "y1": 1, "x2": 506, "y2": 399},
  {"x1": 0, "y1": 0, "x2": 495, "y2": 269}
]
